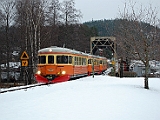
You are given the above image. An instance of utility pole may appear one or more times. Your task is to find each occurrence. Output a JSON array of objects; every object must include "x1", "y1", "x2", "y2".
[
  {"x1": 120, "y1": 57, "x2": 123, "y2": 78},
  {"x1": 92, "y1": 59, "x2": 94, "y2": 78}
]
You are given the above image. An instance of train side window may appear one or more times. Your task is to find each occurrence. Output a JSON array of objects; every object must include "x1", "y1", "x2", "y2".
[
  {"x1": 74, "y1": 57, "x2": 76, "y2": 65},
  {"x1": 97, "y1": 60, "x2": 99, "y2": 65},
  {"x1": 76, "y1": 57, "x2": 79, "y2": 65},
  {"x1": 82, "y1": 58, "x2": 86, "y2": 65},
  {"x1": 88, "y1": 59, "x2": 91, "y2": 64},
  {"x1": 90, "y1": 59, "x2": 92, "y2": 64},
  {"x1": 103, "y1": 60, "x2": 105, "y2": 65},
  {"x1": 82, "y1": 58, "x2": 84, "y2": 65},
  {"x1": 39, "y1": 56, "x2": 46, "y2": 64},
  {"x1": 95, "y1": 60, "x2": 97, "y2": 65},
  {"x1": 76, "y1": 57, "x2": 78, "y2": 65},
  {"x1": 94, "y1": 60, "x2": 96, "y2": 65},
  {"x1": 79, "y1": 57, "x2": 81, "y2": 65},
  {"x1": 69, "y1": 56, "x2": 72, "y2": 64},
  {"x1": 48, "y1": 56, "x2": 54, "y2": 64},
  {"x1": 94, "y1": 59, "x2": 96, "y2": 65},
  {"x1": 85, "y1": 58, "x2": 87, "y2": 65}
]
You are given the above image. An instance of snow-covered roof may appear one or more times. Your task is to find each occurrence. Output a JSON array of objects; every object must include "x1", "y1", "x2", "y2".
[{"x1": 1, "y1": 62, "x2": 20, "y2": 69}]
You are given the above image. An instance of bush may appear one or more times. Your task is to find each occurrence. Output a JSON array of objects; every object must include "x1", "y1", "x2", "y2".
[
  {"x1": 108, "y1": 68, "x2": 116, "y2": 76},
  {"x1": 109, "y1": 71, "x2": 137, "y2": 77},
  {"x1": 142, "y1": 74, "x2": 157, "y2": 78},
  {"x1": 122, "y1": 71, "x2": 137, "y2": 77}
]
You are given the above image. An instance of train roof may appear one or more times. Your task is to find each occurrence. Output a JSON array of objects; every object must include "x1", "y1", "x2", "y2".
[
  {"x1": 38, "y1": 46, "x2": 89, "y2": 56},
  {"x1": 38, "y1": 46, "x2": 107, "y2": 60}
]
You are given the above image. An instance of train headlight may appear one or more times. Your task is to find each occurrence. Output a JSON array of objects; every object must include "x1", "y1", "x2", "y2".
[
  {"x1": 37, "y1": 71, "x2": 41, "y2": 75},
  {"x1": 61, "y1": 71, "x2": 66, "y2": 75}
]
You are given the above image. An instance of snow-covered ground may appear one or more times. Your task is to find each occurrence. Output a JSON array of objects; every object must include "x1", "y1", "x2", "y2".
[{"x1": 0, "y1": 75, "x2": 160, "y2": 120}]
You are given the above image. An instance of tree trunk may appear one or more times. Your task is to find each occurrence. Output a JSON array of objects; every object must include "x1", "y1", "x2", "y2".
[
  {"x1": 144, "y1": 61, "x2": 149, "y2": 89},
  {"x1": 0, "y1": 51, "x2": 1, "y2": 87},
  {"x1": 6, "y1": 20, "x2": 10, "y2": 84},
  {"x1": 144, "y1": 77, "x2": 149, "y2": 89}
]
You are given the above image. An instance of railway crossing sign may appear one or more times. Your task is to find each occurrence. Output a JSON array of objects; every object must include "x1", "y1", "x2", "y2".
[
  {"x1": 20, "y1": 51, "x2": 29, "y2": 60},
  {"x1": 20, "y1": 51, "x2": 29, "y2": 67}
]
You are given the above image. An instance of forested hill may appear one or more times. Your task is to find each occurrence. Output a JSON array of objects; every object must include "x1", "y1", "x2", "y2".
[
  {"x1": 83, "y1": 19, "x2": 117, "y2": 36},
  {"x1": 83, "y1": 19, "x2": 155, "y2": 37}
]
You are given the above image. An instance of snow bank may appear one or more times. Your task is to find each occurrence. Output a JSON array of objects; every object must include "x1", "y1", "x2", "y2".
[{"x1": 0, "y1": 75, "x2": 160, "y2": 120}]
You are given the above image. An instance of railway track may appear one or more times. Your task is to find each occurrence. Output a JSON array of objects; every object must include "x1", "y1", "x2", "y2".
[
  {"x1": 0, "y1": 74, "x2": 102, "y2": 94},
  {"x1": 0, "y1": 83, "x2": 49, "y2": 94},
  {"x1": 0, "y1": 76, "x2": 83, "y2": 94}
]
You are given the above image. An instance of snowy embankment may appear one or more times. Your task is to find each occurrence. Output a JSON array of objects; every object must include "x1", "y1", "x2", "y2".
[{"x1": 0, "y1": 75, "x2": 160, "y2": 120}]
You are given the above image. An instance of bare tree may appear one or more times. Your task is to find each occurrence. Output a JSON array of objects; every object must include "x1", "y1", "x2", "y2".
[
  {"x1": 27, "y1": 0, "x2": 46, "y2": 64},
  {"x1": 61, "y1": 0, "x2": 82, "y2": 25},
  {"x1": 0, "y1": 0, "x2": 16, "y2": 83},
  {"x1": 117, "y1": 2, "x2": 160, "y2": 89},
  {"x1": 0, "y1": 9, "x2": 5, "y2": 27},
  {"x1": 46, "y1": 0, "x2": 61, "y2": 26},
  {"x1": 0, "y1": 9, "x2": 3, "y2": 85},
  {"x1": 16, "y1": 0, "x2": 46, "y2": 84},
  {"x1": 60, "y1": 0, "x2": 82, "y2": 47},
  {"x1": 46, "y1": 0, "x2": 61, "y2": 44}
]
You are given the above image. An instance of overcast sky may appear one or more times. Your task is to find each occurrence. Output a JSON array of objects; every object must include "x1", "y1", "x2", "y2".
[{"x1": 69, "y1": 0, "x2": 160, "y2": 23}]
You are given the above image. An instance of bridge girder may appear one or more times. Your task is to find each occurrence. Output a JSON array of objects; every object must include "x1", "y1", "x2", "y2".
[{"x1": 90, "y1": 37, "x2": 116, "y2": 57}]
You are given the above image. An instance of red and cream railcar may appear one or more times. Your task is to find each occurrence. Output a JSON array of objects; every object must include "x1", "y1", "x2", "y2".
[
  {"x1": 88, "y1": 55, "x2": 101, "y2": 75},
  {"x1": 87, "y1": 54, "x2": 93, "y2": 76},
  {"x1": 35, "y1": 46, "x2": 88, "y2": 83},
  {"x1": 87, "y1": 55, "x2": 108, "y2": 75},
  {"x1": 99, "y1": 56, "x2": 108, "y2": 74},
  {"x1": 35, "y1": 46, "x2": 108, "y2": 83}
]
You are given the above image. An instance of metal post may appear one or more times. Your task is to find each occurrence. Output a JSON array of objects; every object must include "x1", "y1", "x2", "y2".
[
  {"x1": 92, "y1": 59, "x2": 94, "y2": 78},
  {"x1": 120, "y1": 57, "x2": 123, "y2": 78}
]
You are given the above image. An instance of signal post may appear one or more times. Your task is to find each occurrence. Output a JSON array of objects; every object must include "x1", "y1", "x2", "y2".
[{"x1": 20, "y1": 51, "x2": 29, "y2": 85}]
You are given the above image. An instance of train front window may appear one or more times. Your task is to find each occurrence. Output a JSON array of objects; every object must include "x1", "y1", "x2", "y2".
[
  {"x1": 57, "y1": 55, "x2": 68, "y2": 64},
  {"x1": 39, "y1": 56, "x2": 46, "y2": 64},
  {"x1": 48, "y1": 56, "x2": 54, "y2": 64}
]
